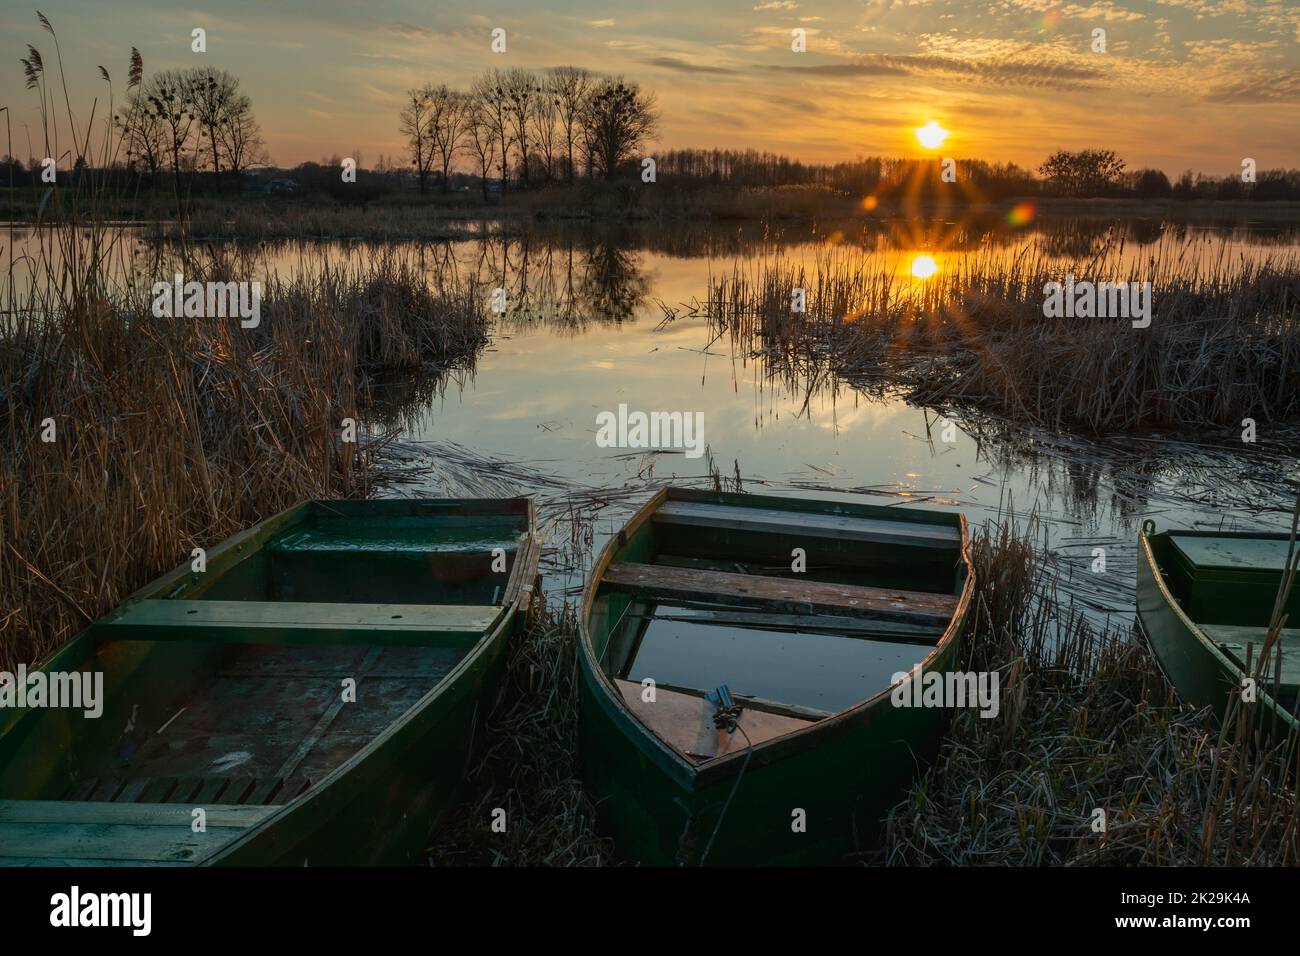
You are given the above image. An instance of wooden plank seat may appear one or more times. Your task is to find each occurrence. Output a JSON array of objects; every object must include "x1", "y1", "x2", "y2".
[
  {"x1": 652, "y1": 500, "x2": 961, "y2": 550},
  {"x1": 0, "y1": 800, "x2": 279, "y2": 866},
  {"x1": 601, "y1": 562, "x2": 958, "y2": 627},
  {"x1": 1202, "y1": 624, "x2": 1300, "y2": 691},
  {"x1": 1171, "y1": 536, "x2": 1296, "y2": 573},
  {"x1": 101, "y1": 600, "x2": 503, "y2": 646}
]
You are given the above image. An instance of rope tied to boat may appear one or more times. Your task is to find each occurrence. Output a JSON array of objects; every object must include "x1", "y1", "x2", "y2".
[
  {"x1": 708, "y1": 684, "x2": 744, "y2": 732},
  {"x1": 698, "y1": 684, "x2": 753, "y2": 867}
]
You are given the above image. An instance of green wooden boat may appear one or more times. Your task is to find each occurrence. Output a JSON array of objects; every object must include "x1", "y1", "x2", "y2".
[
  {"x1": 0, "y1": 498, "x2": 539, "y2": 866},
  {"x1": 578, "y1": 487, "x2": 973, "y2": 865},
  {"x1": 1137, "y1": 520, "x2": 1300, "y2": 737}
]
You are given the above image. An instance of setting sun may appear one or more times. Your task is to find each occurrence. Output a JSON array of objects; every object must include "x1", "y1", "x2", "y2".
[
  {"x1": 916, "y1": 121, "x2": 949, "y2": 150},
  {"x1": 910, "y1": 254, "x2": 940, "y2": 279}
]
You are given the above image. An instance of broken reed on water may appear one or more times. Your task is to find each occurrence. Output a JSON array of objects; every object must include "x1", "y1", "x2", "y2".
[
  {"x1": 1, "y1": 228, "x2": 488, "y2": 668},
  {"x1": 704, "y1": 239, "x2": 1300, "y2": 435}
]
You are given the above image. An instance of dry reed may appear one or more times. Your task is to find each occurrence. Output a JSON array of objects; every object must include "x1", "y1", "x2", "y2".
[
  {"x1": 706, "y1": 238, "x2": 1300, "y2": 434},
  {"x1": 880, "y1": 513, "x2": 1300, "y2": 865},
  {"x1": 424, "y1": 598, "x2": 620, "y2": 866},
  {"x1": 2, "y1": 234, "x2": 487, "y2": 668}
]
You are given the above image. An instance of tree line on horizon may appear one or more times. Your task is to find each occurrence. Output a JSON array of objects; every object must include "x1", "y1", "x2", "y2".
[
  {"x1": 116, "y1": 64, "x2": 269, "y2": 190},
  {"x1": 5, "y1": 54, "x2": 1299, "y2": 203},
  {"x1": 654, "y1": 146, "x2": 1300, "y2": 202}
]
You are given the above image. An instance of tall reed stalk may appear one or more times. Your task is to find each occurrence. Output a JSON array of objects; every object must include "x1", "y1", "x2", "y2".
[{"x1": 2, "y1": 15, "x2": 489, "y2": 666}]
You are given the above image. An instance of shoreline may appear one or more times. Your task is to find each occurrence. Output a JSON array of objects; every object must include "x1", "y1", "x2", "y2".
[{"x1": 5, "y1": 188, "x2": 1300, "y2": 235}]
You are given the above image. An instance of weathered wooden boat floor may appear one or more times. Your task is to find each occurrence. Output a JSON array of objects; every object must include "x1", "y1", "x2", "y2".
[
  {"x1": 75, "y1": 642, "x2": 467, "y2": 799},
  {"x1": 0, "y1": 801, "x2": 278, "y2": 866},
  {"x1": 0, "y1": 498, "x2": 541, "y2": 867},
  {"x1": 613, "y1": 679, "x2": 815, "y2": 761}
]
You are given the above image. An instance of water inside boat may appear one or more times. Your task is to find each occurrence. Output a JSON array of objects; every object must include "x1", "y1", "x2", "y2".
[
  {"x1": 592, "y1": 492, "x2": 966, "y2": 761},
  {"x1": 624, "y1": 604, "x2": 934, "y2": 715}
]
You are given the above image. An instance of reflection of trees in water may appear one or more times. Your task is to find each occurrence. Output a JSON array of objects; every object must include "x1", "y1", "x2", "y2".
[
  {"x1": 577, "y1": 241, "x2": 648, "y2": 323},
  {"x1": 358, "y1": 365, "x2": 477, "y2": 436},
  {"x1": 118, "y1": 222, "x2": 1300, "y2": 445},
  {"x1": 1126, "y1": 218, "x2": 1167, "y2": 247},
  {"x1": 128, "y1": 238, "x2": 281, "y2": 296},
  {"x1": 1035, "y1": 220, "x2": 1121, "y2": 260},
  {"x1": 507, "y1": 217, "x2": 1300, "y2": 257},
  {"x1": 120, "y1": 214, "x2": 1300, "y2": 309},
  {"x1": 22, "y1": 207, "x2": 1300, "y2": 320},
  {"x1": 462, "y1": 230, "x2": 651, "y2": 330}
]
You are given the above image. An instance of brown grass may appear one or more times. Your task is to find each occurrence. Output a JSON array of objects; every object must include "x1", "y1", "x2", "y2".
[
  {"x1": 424, "y1": 599, "x2": 620, "y2": 866},
  {"x1": 155, "y1": 204, "x2": 485, "y2": 242},
  {"x1": 1, "y1": 235, "x2": 487, "y2": 668},
  {"x1": 706, "y1": 240, "x2": 1300, "y2": 434},
  {"x1": 880, "y1": 512, "x2": 1300, "y2": 865},
  {"x1": 424, "y1": 512, "x2": 1298, "y2": 866}
]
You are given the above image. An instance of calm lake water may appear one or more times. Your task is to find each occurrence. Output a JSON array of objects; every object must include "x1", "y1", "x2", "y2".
[
  {"x1": 8, "y1": 216, "x2": 1300, "y2": 710},
  {"x1": 369, "y1": 218, "x2": 1295, "y2": 707}
]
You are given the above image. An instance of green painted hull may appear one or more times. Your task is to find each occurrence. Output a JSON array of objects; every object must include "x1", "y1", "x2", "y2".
[
  {"x1": 578, "y1": 488, "x2": 972, "y2": 865},
  {"x1": 0, "y1": 498, "x2": 539, "y2": 866},
  {"x1": 1137, "y1": 523, "x2": 1300, "y2": 739}
]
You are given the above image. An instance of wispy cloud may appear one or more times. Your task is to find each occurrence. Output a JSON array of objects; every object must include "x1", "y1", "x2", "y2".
[
  {"x1": 389, "y1": 22, "x2": 440, "y2": 39},
  {"x1": 1204, "y1": 68, "x2": 1300, "y2": 102},
  {"x1": 767, "y1": 49, "x2": 1107, "y2": 90},
  {"x1": 4, "y1": 0, "x2": 1295, "y2": 173},
  {"x1": 644, "y1": 56, "x2": 738, "y2": 75}
]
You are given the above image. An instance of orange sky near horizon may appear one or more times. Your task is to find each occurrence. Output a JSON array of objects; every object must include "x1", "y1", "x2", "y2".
[{"x1": 2, "y1": 0, "x2": 1297, "y2": 177}]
